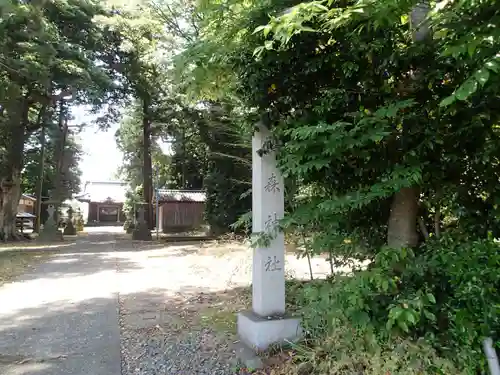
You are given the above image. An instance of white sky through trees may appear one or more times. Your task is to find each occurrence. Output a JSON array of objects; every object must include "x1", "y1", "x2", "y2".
[
  {"x1": 71, "y1": 105, "x2": 172, "y2": 191},
  {"x1": 71, "y1": 106, "x2": 122, "y2": 184}
]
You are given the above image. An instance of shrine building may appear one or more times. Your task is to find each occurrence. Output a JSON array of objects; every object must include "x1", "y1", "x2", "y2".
[{"x1": 76, "y1": 181, "x2": 127, "y2": 225}]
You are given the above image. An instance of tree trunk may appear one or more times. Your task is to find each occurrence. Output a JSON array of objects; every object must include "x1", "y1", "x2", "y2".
[
  {"x1": 0, "y1": 175, "x2": 22, "y2": 241},
  {"x1": 34, "y1": 104, "x2": 50, "y2": 233},
  {"x1": 142, "y1": 97, "x2": 154, "y2": 230},
  {"x1": 386, "y1": 3, "x2": 430, "y2": 249},
  {"x1": 34, "y1": 122, "x2": 46, "y2": 233},
  {"x1": 0, "y1": 95, "x2": 30, "y2": 241},
  {"x1": 387, "y1": 187, "x2": 419, "y2": 248},
  {"x1": 54, "y1": 105, "x2": 69, "y2": 202}
]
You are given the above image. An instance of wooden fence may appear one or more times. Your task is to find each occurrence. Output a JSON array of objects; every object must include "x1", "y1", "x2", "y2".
[{"x1": 160, "y1": 202, "x2": 205, "y2": 232}]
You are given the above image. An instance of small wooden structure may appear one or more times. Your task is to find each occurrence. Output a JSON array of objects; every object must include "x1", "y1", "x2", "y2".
[
  {"x1": 16, "y1": 194, "x2": 37, "y2": 230},
  {"x1": 156, "y1": 190, "x2": 206, "y2": 233},
  {"x1": 18, "y1": 194, "x2": 36, "y2": 215},
  {"x1": 76, "y1": 181, "x2": 127, "y2": 225}
]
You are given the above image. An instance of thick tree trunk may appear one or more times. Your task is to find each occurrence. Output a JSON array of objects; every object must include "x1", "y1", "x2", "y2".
[
  {"x1": 142, "y1": 97, "x2": 154, "y2": 230},
  {"x1": 387, "y1": 187, "x2": 419, "y2": 248},
  {"x1": 0, "y1": 96, "x2": 29, "y2": 241},
  {"x1": 0, "y1": 175, "x2": 22, "y2": 241}
]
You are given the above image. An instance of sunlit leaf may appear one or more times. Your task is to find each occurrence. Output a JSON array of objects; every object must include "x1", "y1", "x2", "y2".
[
  {"x1": 455, "y1": 79, "x2": 478, "y2": 101},
  {"x1": 439, "y1": 94, "x2": 456, "y2": 107},
  {"x1": 474, "y1": 68, "x2": 490, "y2": 86}
]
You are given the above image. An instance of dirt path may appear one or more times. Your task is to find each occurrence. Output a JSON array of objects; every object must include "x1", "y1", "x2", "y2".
[
  {"x1": 115, "y1": 237, "x2": 331, "y2": 375},
  {"x1": 0, "y1": 228, "x2": 332, "y2": 375},
  {"x1": 0, "y1": 232, "x2": 121, "y2": 375}
]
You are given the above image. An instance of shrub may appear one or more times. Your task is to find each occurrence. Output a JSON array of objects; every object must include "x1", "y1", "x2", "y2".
[{"x1": 286, "y1": 232, "x2": 500, "y2": 374}]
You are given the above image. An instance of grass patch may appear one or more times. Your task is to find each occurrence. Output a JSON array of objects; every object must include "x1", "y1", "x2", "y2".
[
  {"x1": 200, "y1": 308, "x2": 238, "y2": 333},
  {"x1": 197, "y1": 240, "x2": 248, "y2": 258},
  {"x1": 197, "y1": 287, "x2": 251, "y2": 336},
  {"x1": 0, "y1": 248, "x2": 54, "y2": 286}
]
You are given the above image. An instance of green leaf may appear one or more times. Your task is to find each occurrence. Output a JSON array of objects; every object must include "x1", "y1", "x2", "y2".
[
  {"x1": 467, "y1": 40, "x2": 479, "y2": 57},
  {"x1": 253, "y1": 25, "x2": 267, "y2": 34},
  {"x1": 439, "y1": 94, "x2": 456, "y2": 107},
  {"x1": 474, "y1": 69, "x2": 490, "y2": 87},
  {"x1": 455, "y1": 79, "x2": 478, "y2": 101},
  {"x1": 381, "y1": 279, "x2": 389, "y2": 292},
  {"x1": 485, "y1": 60, "x2": 500, "y2": 73},
  {"x1": 389, "y1": 306, "x2": 404, "y2": 320},
  {"x1": 386, "y1": 319, "x2": 394, "y2": 330},
  {"x1": 406, "y1": 311, "x2": 417, "y2": 325},
  {"x1": 264, "y1": 26, "x2": 272, "y2": 38},
  {"x1": 300, "y1": 26, "x2": 317, "y2": 33},
  {"x1": 426, "y1": 293, "x2": 436, "y2": 304},
  {"x1": 424, "y1": 310, "x2": 436, "y2": 321},
  {"x1": 253, "y1": 46, "x2": 264, "y2": 57},
  {"x1": 397, "y1": 320, "x2": 409, "y2": 332},
  {"x1": 443, "y1": 44, "x2": 466, "y2": 57},
  {"x1": 311, "y1": 3, "x2": 329, "y2": 11}
]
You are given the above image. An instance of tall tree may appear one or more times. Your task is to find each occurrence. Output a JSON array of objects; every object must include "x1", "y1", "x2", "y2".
[
  {"x1": 174, "y1": 0, "x2": 500, "y2": 249},
  {"x1": 23, "y1": 126, "x2": 83, "y2": 201},
  {"x1": 115, "y1": 104, "x2": 172, "y2": 192},
  {"x1": 0, "y1": 0, "x2": 120, "y2": 239},
  {"x1": 100, "y1": 0, "x2": 174, "y2": 229}
]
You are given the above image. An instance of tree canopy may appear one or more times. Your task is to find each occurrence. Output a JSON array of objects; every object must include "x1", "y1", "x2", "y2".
[
  {"x1": 2, "y1": 0, "x2": 499, "y2": 372},
  {"x1": 167, "y1": 0, "x2": 500, "y2": 372}
]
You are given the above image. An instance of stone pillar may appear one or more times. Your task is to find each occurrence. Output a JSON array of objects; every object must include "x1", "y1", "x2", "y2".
[
  {"x1": 158, "y1": 205, "x2": 163, "y2": 233},
  {"x1": 38, "y1": 202, "x2": 63, "y2": 241},
  {"x1": 251, "y1": 127, "x2": 286, "y2": 316},
  {"x1": 132, "y1": 204, "x2": 152, "y2": 241},
  {"x1": 237, "y1": 124, "x2": 301, "y2": 352},
  {"x1": 63, "y1": 207, "x2": 76, "y2": 235}
]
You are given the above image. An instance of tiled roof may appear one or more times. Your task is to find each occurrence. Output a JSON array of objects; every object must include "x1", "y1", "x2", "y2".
[
  {"x1": 17, "y1": 212, "x2": 36, "y2": 218},
  {"x1": 156, "y1": 189, "x2": 206, "y2": 203},
  {"x1": 76, "y1": 181, "x2": 128, "y2": 203}
]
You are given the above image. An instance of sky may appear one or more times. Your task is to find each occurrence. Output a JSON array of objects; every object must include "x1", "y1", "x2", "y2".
[
  {"x1": 72, "y1": 106, "x2": 123, "y2": 184},
  {"x1": 71, "y1": 105, "x2": 172, "y2": 190}
]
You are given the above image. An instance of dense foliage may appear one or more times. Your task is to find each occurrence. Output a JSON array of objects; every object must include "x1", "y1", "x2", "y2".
[
  {"x1": 0, "y1": 0, "x2": 122, "y2": 238},
  {"x1": 172, "y1": 0, "x2": 500, "y2": 372},
  {"x1": 23, "y1": 124, "x2": 82, "y2": 201},
  {"x1": 149, "y1": 97, "x2": 252, "y2": 233}
]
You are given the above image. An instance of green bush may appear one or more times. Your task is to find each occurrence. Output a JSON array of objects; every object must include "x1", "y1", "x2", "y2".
[
  {"x1": 123, "y1": 221, "x2": 135, "y2": 234},
  {"x1": 288, "y1": 233, "x2": 500, "y2": 374}
]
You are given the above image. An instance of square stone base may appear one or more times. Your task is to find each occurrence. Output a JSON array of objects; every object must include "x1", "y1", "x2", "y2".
[
  {"x1": 237, "y1": 310, "x2": 302, "y2": 351},
  {"x1": 132, "y1": 223, "x2": 152, "y2": 241},
  {"x1": 37, "y1": 227, "x2": 63, "y2": 242}
]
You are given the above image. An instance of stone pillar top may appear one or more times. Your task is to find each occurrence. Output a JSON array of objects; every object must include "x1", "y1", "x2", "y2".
[{"x1": 46, "y1": 205, "x2": 56, "y2": 225}]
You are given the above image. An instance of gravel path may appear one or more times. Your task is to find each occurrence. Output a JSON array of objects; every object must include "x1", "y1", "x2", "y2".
[
  {"x1": 116, "y1": 240, "x2": 244, "y2": 375},
  {"x1": 120, "y1": 324, "x2": 233, "y2": 375},
  {"x1": 115, "y1": 237, "x2": 331, "y2": 375}
]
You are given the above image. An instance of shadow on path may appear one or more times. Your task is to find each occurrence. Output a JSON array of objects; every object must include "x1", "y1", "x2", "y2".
[
  {"x1": 0, "y1": 229, "x2": 252, "y2": 375},
  {"x1": 0, "y1": 231, "x2": 123, "y2": 375},
  {"x1": 0, "y1": 296, "x2": 120, "y2": 375}
]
